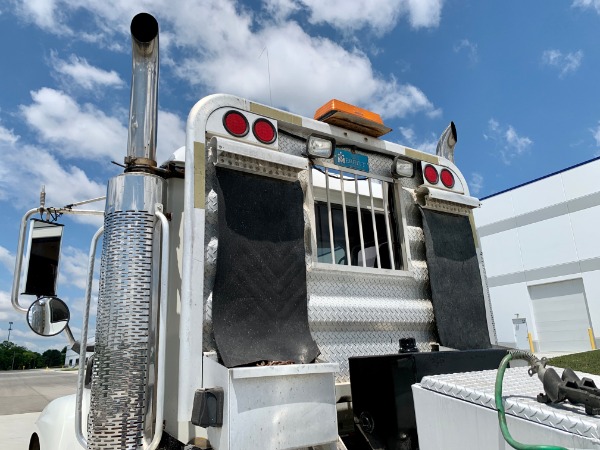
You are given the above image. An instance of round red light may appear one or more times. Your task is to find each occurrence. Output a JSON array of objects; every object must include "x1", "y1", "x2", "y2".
[
  {"x1": 440, "y1": 168, "x2": 455, "y2": 188},
  {"x1": 223, "y1": 111, "x2": 249, "y2": 137},
  {"x1": 253, "y1": 119, "x2": 277, "y2": 144},
  {"x1": 423, "y1": 164, "x2": 439, "y2": 184}
]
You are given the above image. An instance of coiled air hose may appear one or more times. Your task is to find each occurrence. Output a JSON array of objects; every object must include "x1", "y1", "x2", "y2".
[{"x1": 495, "y1": 350, "x2": 567, "y2": 450}]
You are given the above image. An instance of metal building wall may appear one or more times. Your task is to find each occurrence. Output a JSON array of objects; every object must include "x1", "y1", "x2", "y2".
[{"x1": 473, "y1": 158, "x2": 600, "y2": 351}]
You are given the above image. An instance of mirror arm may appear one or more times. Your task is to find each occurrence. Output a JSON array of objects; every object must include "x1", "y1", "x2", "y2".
[
  {"x1": 76, "y1": 225, "x2": 104, "y2": 449},
  {"x1": 64, "y1": 325, "x2": 77, "y2": 348},
  {"x1": 11, "y1": 208, "x2": 41, "y2": 314}
]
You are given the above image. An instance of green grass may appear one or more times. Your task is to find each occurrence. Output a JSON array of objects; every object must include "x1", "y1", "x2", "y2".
[{"x1": 548, "y1": 350, "x2": 600, "y2": 375}]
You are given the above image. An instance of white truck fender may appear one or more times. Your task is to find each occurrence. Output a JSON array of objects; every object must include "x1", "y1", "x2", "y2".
[{"x1": 36, "y1": 393, "x2": 85, "y2": 450}]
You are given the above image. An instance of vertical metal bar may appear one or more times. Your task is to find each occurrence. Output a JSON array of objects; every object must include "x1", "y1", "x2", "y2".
[
  {"x1": 76, "y1": 225, "x2": 104, "y2": 449},
  {"x1": 383, "y1": 182, "x2": 396, "y2": 270},
  {"x1": 325, "y1": 168, "x2": 336, "y2": 264},
  {"x1": 355, "y1": 175, "x2": 366, "y2": 267},
  {"x1": 339, "y1": 172, "x2": 351, "y2": 265},
  {"x1": 147, "y1": 207, "x2": 170, "y2": 450},
  {"x1": 11, "y1": 208, "x2": 40, "y2": 314},
  {"x1": 368, "y1": 178, "x2": 381, "y2": 268}
]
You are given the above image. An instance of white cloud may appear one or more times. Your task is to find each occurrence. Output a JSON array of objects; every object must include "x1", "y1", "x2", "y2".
[
  {"x1": 0, "y1": 246, "x2": 15, "y2": 273},
  {"x1": 453, "y1": 39, "x2": 478, "y2": 65},
  {"x1": 542, "y1": 49, "x2": 583, "y2": 78},
  {"x1": 0, "y1": 124, "x2": 19, "y2": 144},
  {"x1": 0, "y1": 138, "x2": 106, "y2": 209},
  {"x1": 21, "y1": 87, "x2": 185, "y2": 165},
  {"x1": 404, "y1": 0, "x2": 443, "y2": 29},
  {"x1": 10, "y1": 0, "x2": 439, "y2": 121},
  {"x1": 484, "y1": 118, "x2": 533, "y2": 165},
  {"x1": 297, "y1": 0, "x2": 403, "y2": 33},
  {"x1": 13, "y1": 0, "x2": 68, "y2": 34},
  {"x1": 21, "y1": 88, "x2": 126, "y2": 161},
  {"x1": 176, "y1": 20, "x2": 438, "y2": 119},
  {"x1": 572, "y1": 0, "x2": 600, "y2": 13},
  {"x1": 270, "y1": 0, "x2": 443, "y2": 33},
  {"x1": 398, "y1": 126, "x2": 438, "y2": 154},
  {"x1": 51, "y1": 53, "x2": 125, "y2": 90},
  {"x1": 264, "y1": 0, "x2": 301, "y2": 21},
  {"x1": 505, "y1": 126, "x2": 533, "y2": 154},
  {"x1": 469, "y1": 173, "x2": 483, "y2": 196},
  {"x1": 58, "y1": 246, "x2": 91, "y2": 290},
  {"x1": 157, "y1": 110, "x2": 186, "y2": 163},
  {"x1": 399, "y1": 126, "x2": 415, "y2": 142}
]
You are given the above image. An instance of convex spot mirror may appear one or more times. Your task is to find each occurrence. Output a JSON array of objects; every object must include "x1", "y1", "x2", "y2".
[
  {"x1": 27, "y1": 297, "x2": 70, "y2": 337},
  {"x1": 23, "y1": 220, "x2": 64, "y2": 297}
]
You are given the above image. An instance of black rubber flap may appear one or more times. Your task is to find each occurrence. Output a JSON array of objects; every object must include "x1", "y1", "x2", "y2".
[
  {"x1": 212, "y1": 168, "x2": 320, "y2": 367},
  {"x1": 420, "y1": 208, "x2": 491, "y2": 350}
]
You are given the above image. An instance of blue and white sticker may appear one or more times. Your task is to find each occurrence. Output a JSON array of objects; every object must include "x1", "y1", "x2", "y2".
[{"x1": 333, "y1": 149, "x2": 369, "y2": 173}]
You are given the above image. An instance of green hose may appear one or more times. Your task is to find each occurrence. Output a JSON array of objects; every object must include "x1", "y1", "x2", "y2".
[{"x1": 495, "y1": 353, "x2": 567, "y2": 450}]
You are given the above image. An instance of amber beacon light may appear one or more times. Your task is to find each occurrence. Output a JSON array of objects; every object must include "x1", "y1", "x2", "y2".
[{"x1": 314, "y1": 99, "x2": 392, "y2": 138}]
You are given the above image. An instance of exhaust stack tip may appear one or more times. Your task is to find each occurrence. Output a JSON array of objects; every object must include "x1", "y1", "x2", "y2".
[
  {"x1": 131, "y1": 13, "x2": 158, "y2": 44},
  {"x1": 127, "y1": 12, "x2": 159, "y2": 169},
  {"x1": 436, "y1": 121, "x2": 458, "y2": 163}
]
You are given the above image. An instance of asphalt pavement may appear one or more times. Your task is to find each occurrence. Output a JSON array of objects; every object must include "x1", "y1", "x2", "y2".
[{"x1": 0, "y1": 369, "x2": 77, "y2": 450}]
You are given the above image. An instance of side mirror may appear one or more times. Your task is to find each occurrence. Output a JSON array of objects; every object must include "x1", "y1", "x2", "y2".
[
  {"x1": 27, "y1": 297, "x2": 70, "y2": 336},
  {"x1": 23, "y1": 220, "x2": 64, "y2": 297}
]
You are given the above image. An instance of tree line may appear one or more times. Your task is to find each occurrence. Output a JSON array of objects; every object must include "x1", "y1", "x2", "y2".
[{"x1": 0, "y1": 341, "x2": 66, "y2": 370}]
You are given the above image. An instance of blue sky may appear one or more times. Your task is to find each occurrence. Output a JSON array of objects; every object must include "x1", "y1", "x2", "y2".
[{"x1": 0, "y1": 0, "x2": 599, "y2": 352}]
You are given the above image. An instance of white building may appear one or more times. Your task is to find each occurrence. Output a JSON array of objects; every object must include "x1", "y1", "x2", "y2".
[
  {"x1": 64, "y1": 339, "x2": 95, "y2": 367},
  {"x1": 474, "y1": 157, "x2": 600, "y2": 353}
]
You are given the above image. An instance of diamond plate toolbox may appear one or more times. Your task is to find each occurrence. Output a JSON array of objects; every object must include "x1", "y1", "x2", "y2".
[{"x1": 420, "y1": 366, "x2": 600, "y2": 443}]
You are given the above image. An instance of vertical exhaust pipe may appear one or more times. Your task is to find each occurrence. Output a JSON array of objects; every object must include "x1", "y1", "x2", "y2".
[
  {"x1": 127, "y1": 13, "x2": 159, "y2": 168},
  {"x1": 89, "y1": 13, "x2": 165, "y2": 449}
]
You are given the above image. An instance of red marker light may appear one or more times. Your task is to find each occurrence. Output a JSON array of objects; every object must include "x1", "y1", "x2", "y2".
[
  {"x1": 440, "y1": 168, "x2": 455, "y2": 188},
  {"x1": 424, "y1": 164, "x2": 439, "y2": 184},
  {"x1": 223, "y1": 111, "x2": 249, "y2": 137},
  {"x1": 253, "y1": 118, "x2": 277, "y2": 144}
]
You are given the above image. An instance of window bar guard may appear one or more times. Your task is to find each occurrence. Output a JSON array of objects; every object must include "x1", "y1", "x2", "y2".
[
  {"x1": 325, "y1": 168, "x2": 336, "y2": 265},
  {"x1": 339, "y1": 172, "x2": 351, "y2": 266},
  {"x1": 368, "y1": 178, "x2": 382, "y2": 269},
  {"x1": 382, "y1": 182, "x2": 396, "y2": 270},
  {"x1": 355, "y1": 174, "x2": 366, "y2": 267}
]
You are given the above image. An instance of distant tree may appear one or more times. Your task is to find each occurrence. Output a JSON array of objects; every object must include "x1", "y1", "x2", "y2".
[
  {"x1": 42, "y1": 349, "x2": 63, "y2": 367},
  {"x1": 0, "y1": 341, "x2": 44, "y2": 370}
]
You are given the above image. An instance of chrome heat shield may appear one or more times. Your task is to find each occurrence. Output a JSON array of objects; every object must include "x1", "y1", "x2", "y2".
[{"x1": 88, "y1": 173, "x2": 165, "y2": 450}]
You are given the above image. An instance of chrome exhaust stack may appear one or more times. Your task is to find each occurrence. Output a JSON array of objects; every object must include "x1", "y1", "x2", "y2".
[
  {"x1": 88, "y1": 13, "x2": 166, "y2": 450},
  {"x1": 126, "y1": 12, "x2": 159, "y2": 169},
  {"x1": 436, "y1": 121, "x2": 457, "y2": 163}
]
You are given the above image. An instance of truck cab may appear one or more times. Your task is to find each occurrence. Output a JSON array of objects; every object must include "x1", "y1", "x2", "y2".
[{"x1": 11, "y1": 13, "x2": 500, "y2": 450}]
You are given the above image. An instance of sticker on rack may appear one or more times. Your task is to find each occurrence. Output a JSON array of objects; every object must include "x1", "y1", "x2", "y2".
[{"x1": 333, "y1": 149, "x2": 369, "y2": 173}]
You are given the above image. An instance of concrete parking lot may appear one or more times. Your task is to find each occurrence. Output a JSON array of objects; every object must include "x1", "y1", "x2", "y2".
[{"x1": 0, "y1": 369, "x2": 77, "y2": 450}]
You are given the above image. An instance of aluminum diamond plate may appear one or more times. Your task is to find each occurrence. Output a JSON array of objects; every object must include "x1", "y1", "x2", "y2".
[
  {"x1": 278, "y1": 132, "x2": 305, "y2": 157},
  {"x1": 407, "y1": 225, "x2": 426, "y2": 262},
  {"x1": 420, "y1": 367, "x2": 600, "y2": 443},
  {"x1": 308, "y1": 270, "x2": 436, "y2": 382}
]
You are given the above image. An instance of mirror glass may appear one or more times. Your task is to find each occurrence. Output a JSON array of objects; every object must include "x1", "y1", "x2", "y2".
[
  {"x1": 27, "y1": 297, "x2": 70, "y2": 336},
  {"x1": 23, "y1": 220, "x2": 64, "y2": 297}
]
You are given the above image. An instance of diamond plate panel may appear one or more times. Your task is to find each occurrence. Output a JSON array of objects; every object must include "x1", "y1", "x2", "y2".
[
  {"x1": 308, "y1": 270, "x2": 436, "y2": 382},
  {"x1": 407, "y1": 225, "x2": 426, "y2": 262},
  {"x1": 89, "y1": 211, "x2": 155, "y2": 450},
  {"x1": 278, "y1": 133, "x2": 305, "y2": 157},
  {"x1": 420, "y1": 367, "x2": 600, "y2": 443}
]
